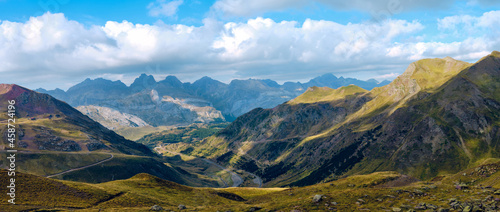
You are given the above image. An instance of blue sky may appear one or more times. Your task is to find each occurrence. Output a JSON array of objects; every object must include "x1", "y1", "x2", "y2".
[{"x1": 0, "y1": 0, "x2": 499, "y2": 90}]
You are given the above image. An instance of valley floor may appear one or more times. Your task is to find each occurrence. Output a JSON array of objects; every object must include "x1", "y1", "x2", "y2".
[{"x1": 157, "y1": 146, "x2": 263, "y2": 188}]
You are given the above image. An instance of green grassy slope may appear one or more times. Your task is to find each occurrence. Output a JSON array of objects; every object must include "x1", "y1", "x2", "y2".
[
  {"x1": 136, "y1": 123, "x2": 228, "y2": 149},
  {"x1": 50, "y1": 154, "x2": 219, "y2": 187},
  {"x1": 289, "y1": 85, "x2": 367, "y2": 104},
  {"x1": 0, "y1": 84, "x2": 154, "y2": 156},
  {"x1": 0, "y1": 152, "x2": 110, "y2": 176},
  {"x1": 183, "y1": 52, "x2": 500, "y2": 187},
  {"x1": 4, "y1": 162, "x2": 500, "y2": 211},
  {"x1": 0, "y1": 85, "x2": 219, "y2": 187}
]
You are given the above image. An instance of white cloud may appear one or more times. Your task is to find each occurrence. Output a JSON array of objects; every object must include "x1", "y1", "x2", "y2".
[
  {"x1": 438, "y1": 10, "x2": 500, "y2": 32},
  {"x1": 148, "y1": 0, "x2": 184, "y2": 17},
  {"x1": 373, "y1": 72, "x2": 398, "y2": 80},
  {"x1": 0, "y1": 11, "x2": 499, "y2": 90},
  {"x1": 0, "y1": 12, "x2": 220, "y2": 88},
  {"x1": 212, "y1": 17, "x2": 423, "y2": 63}
]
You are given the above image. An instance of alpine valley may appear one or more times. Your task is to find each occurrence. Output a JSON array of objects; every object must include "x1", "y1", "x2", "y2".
[
  {"x1": 184, "y1": 51, "x2": 500, "y2": 186},
  {"x1": 0, "y1": 52, "x2": 500, "y2": 212},
  {"x1": 0, "y1": 84, "x2": 223, "y2": 187}
]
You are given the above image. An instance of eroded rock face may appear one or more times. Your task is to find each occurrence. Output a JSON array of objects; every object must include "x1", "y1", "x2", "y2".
[
  {"x1": 31, "y1": 126, "x2": 81, "y2": 151},
  {"x1": 104, "y1": 90, "x2": 225, "y2": 127},
  {"x1": 85, "y1": 140, "x2": 107, "y2": 151},
  {"x1": 34, "y1": 135, "x2": 81, "y2": 152},
  {"x1": 77, "y1": 105, "x2": 150, "y2": 130}
]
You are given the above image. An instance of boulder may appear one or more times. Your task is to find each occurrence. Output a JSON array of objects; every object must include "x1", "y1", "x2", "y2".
[
  {"x1": 313, "y1": 194, "x2": 324, "y2": 203},
  {"x1": 150, "y1": 205, "x2": 163, "y2": 211}
]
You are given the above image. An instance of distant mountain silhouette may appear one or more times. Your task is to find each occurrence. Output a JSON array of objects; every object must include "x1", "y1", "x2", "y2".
[{"x1": 36, "y1": 74, "x2": 390, "y2": 126}]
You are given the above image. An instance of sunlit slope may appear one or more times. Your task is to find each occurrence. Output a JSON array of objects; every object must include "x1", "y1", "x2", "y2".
[
  {"x1": 186, "y1": 52, "x2": 499, "y2": 187},
  {"x1": 288, "y1": 85, "x2": 367, "y2": 104}
]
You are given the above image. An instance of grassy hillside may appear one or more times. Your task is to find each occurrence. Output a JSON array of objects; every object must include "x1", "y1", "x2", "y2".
[
  {"x1": 0, "y1": 84, "x2": 155, "y2": 156},
  {"x1": 289, "y1": 85, "x2": 367, "y2": 104},
  {"x1": 183, "y1": 52, "x2": 500, "y2": 187},
  {"x1": 50, "y1": 154, "x2": 219, "y2": 187},
  {"x1": 0, "y1": 84, "x2": 215, "y2": 187},
  {"x1": 136, "y1": 123, "x2": 228, "y2": 149},
  {"x1": 0, "y1": 152, "x2": 110, "y2": 176},
  {"x1": 114, "y1": 125, "x2": 172, "y2": 141},
  {"x1": 4, "y1": 161, "x2": 500, "y2": 211}
]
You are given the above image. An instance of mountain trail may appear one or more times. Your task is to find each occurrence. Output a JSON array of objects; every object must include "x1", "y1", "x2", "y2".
[{"x1": 45, "y1": 153, "x2": 114, "y2": 178}]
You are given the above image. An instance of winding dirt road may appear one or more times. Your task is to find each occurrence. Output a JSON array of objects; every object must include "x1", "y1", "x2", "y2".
[{"x1": 45, "y1": 153, "x2": 114, "y2": 178}]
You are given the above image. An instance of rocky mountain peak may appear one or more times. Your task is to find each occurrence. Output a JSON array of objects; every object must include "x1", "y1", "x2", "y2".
[
  {"x1": 229, "y1": 79, "x2": 269, "y2": 90},
  {"x1": 197, "y1": 76, "x2": 214, "y2": 81},
  {"x1": 390, "y1": 57, "x2": 470, "y2": 93},
  {"x1": 475, "y1": 51, "x2": 500, "y2": 66},
  {"x1": 443, "y1": 56, "x2": 455, "y2": 61},
  {"x1": 68, "y1": 77, "x2": 128, "y2": 92},
  {"x1": 159, "y1": 75, "x2": 183, "y2": 87},
  {"x1": 260, "y1": 79, "x2": 280, "y2": 88},
  {"x1": 193, "y1": 76, "x2": 222, "y2": 86},
  {"x1": 0, "y1": 84, "x2": 28, "y2": 96},
  {"x1": 130, "y1": 73, "x2": 157, "y2": 92}
]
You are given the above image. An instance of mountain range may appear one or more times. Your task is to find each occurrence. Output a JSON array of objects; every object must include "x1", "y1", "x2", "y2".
[
  {"x1": 182, "y1": 51, "x2": 500, "y2": 187},
  {"x1": 36, "y1": 74, "x2": 390, "y2": 128},
  {"x1": 1, "y1": 52, "x2": 500, "y2": 211},
  {"x1": 0, "y1": 84, "x2": 221, "y2": 186}
]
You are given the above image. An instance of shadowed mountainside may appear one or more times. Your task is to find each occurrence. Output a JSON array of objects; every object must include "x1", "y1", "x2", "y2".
[
  {"x1": 0, "y1": 85, "x2": 220, "y2": 186},
  {"x1": 185, "y1": 52, "x2": 500, "y2": 187}
]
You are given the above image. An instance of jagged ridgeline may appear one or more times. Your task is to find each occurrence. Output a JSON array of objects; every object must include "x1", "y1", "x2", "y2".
[
  {"x1": 36, "y1": 73, "x2": 390, "y2": 128},
  {"x1": 188, "y1": 51, "x2": 500, "y2": 187},
  {"x1": 0, "y1": 85, "x2": 218, "y2": 186}
]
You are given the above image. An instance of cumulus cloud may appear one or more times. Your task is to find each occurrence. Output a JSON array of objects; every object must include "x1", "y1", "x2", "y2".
[
  {"x1": 0, "y1": 11, "x2": 499, "y2": 90},
  {"x1": 0, "y1": 12, "x2": 219, "y2": 88},
  {"x1": 373, "y1": 72, "x2": 398, "y2": 80},
  {"x1": 212, "y1": 18, "x2": 423, "y2": 64},
  {"x1": 148, "y1": 0, "x2": 184, "y2": 17},
  {"x1": 438, "y1": 10, "x2": 500, "y2": 32}
]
